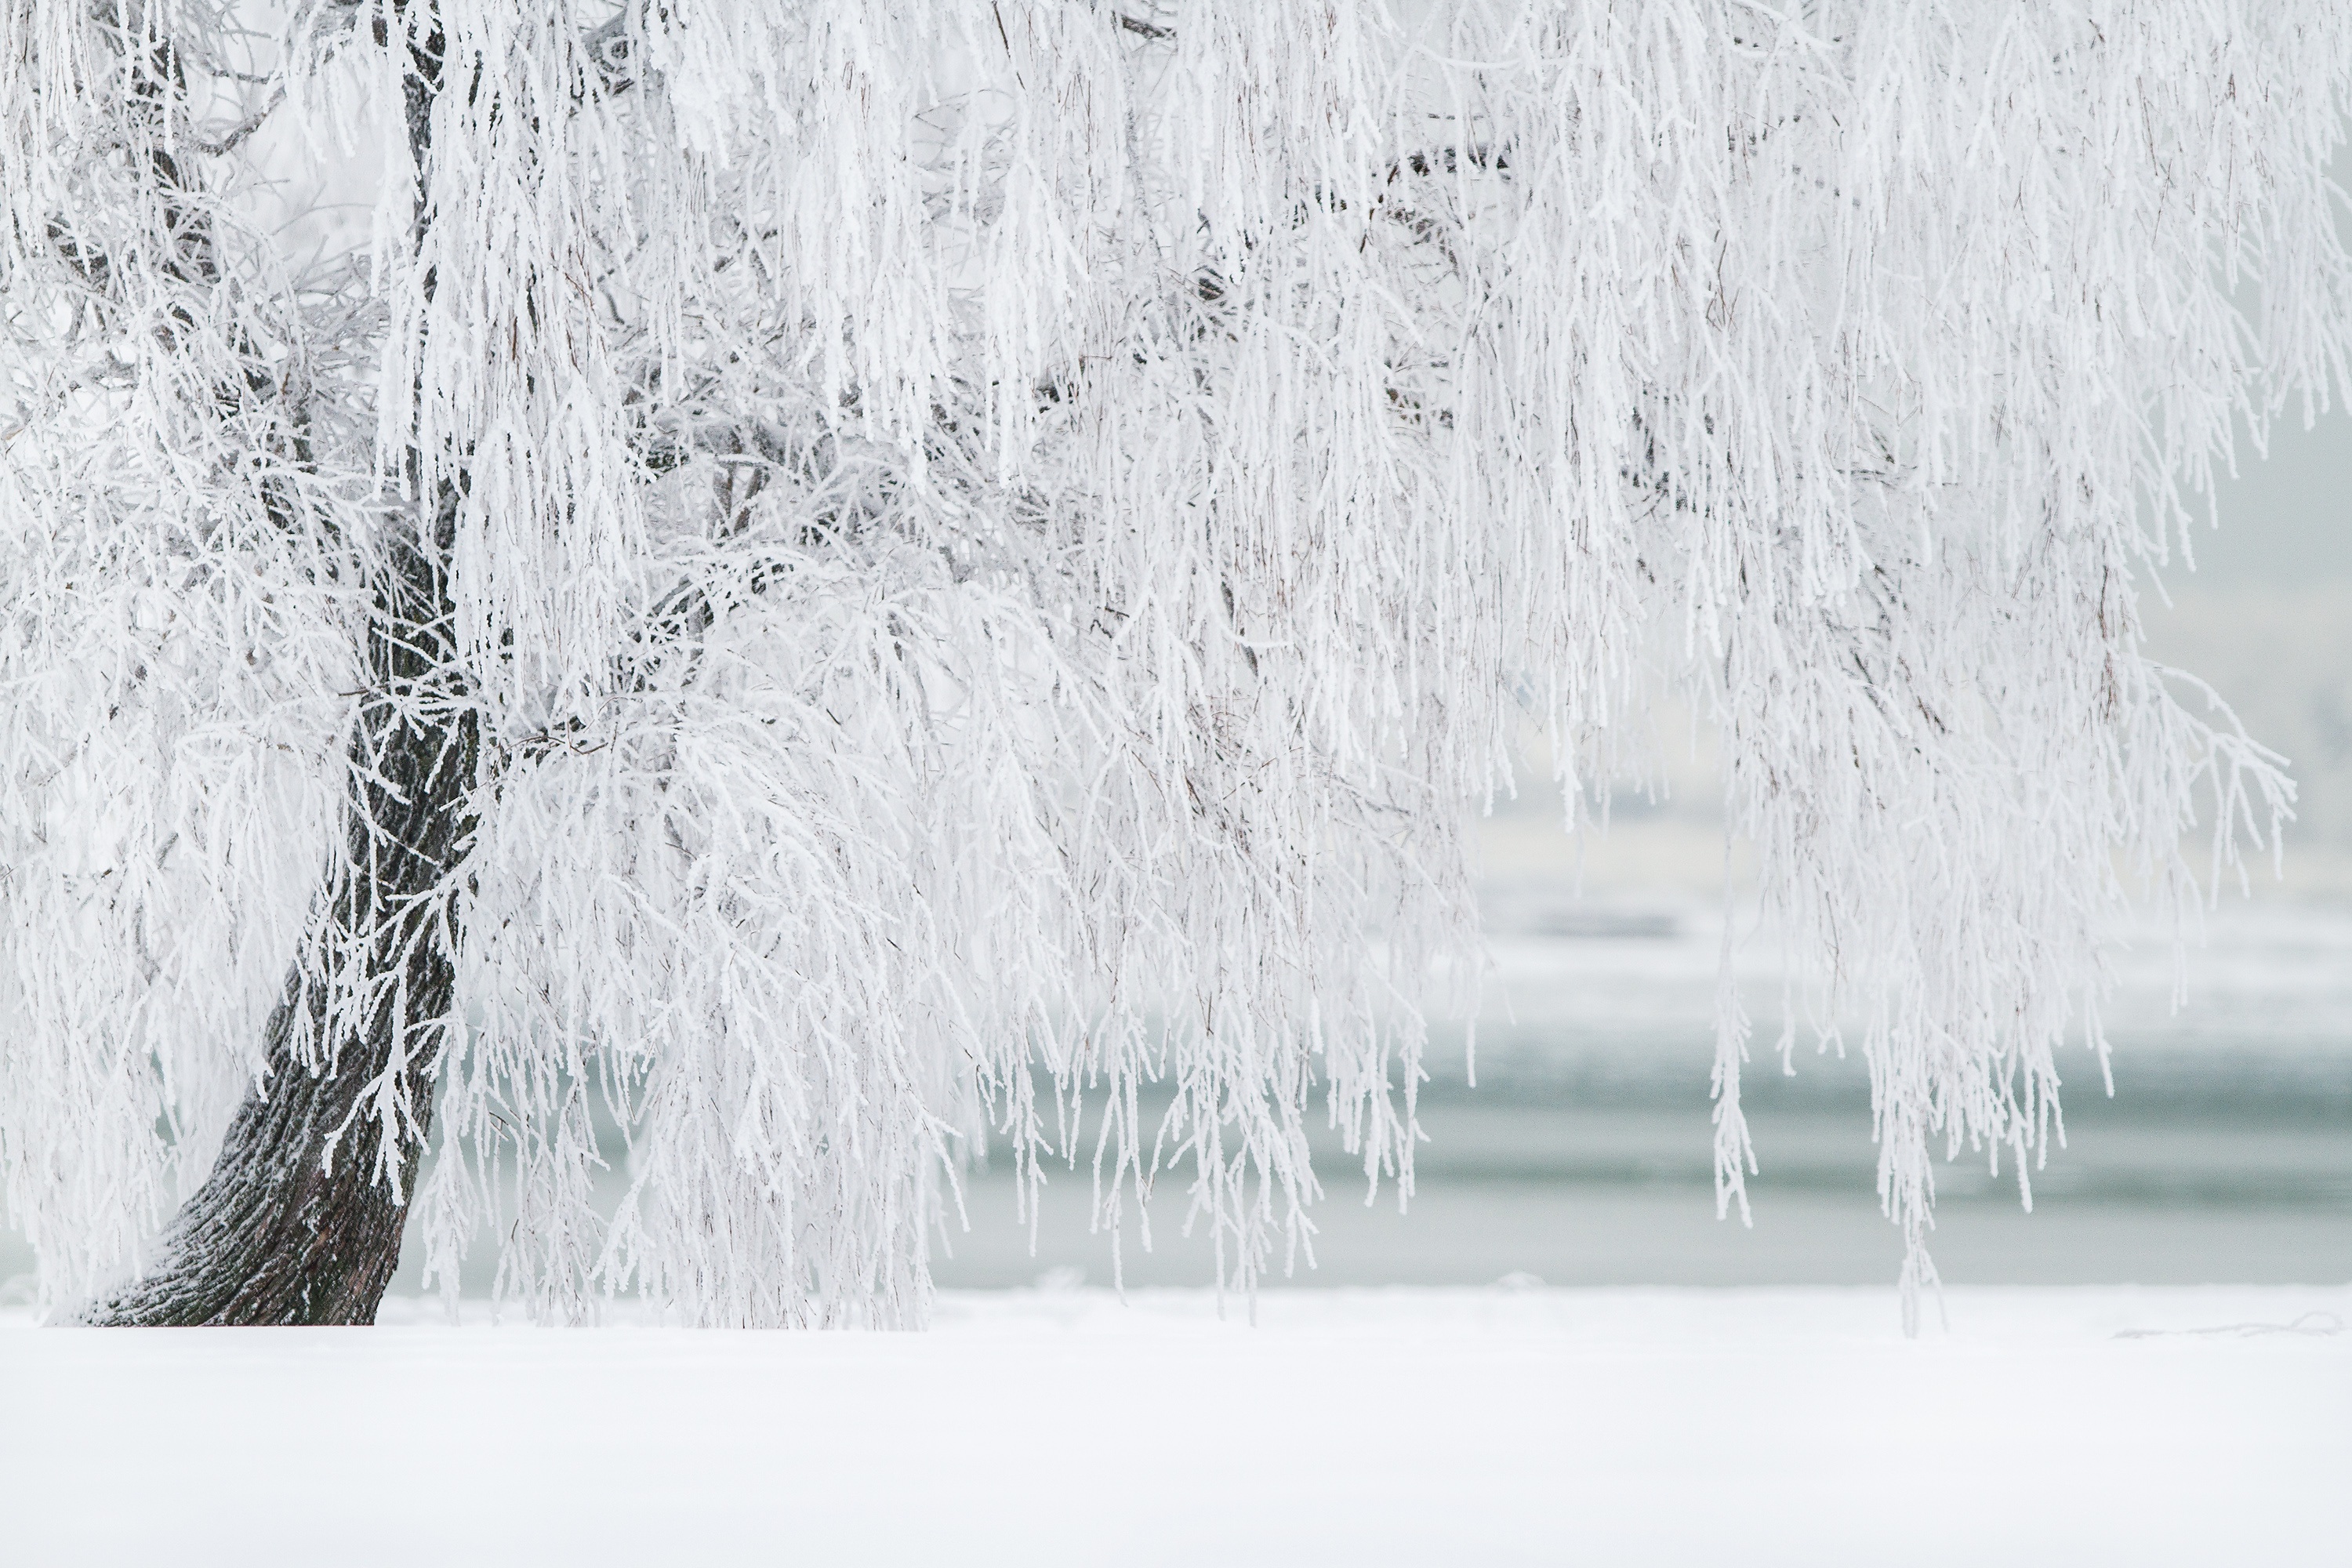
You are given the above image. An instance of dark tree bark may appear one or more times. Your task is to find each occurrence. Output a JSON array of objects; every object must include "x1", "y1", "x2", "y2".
[
  {"x1": 85, "y1": 8, "x2": 466, "y2": 1327},
  {"x1": 84, "y1": 521, "x2": 474, "y2": 1327}
]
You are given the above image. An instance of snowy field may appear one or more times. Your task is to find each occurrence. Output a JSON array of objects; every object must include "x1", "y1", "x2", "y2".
[{"x1": 2, "y1": 1285, "x2": 2344, "y2": 1567}]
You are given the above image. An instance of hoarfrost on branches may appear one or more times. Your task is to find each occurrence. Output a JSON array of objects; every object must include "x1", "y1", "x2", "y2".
[{"x1": 2, "y1": 0, "x2": 2343, "y2": 1328}]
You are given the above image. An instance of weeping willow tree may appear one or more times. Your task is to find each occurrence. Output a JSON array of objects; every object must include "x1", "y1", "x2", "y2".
[{"x1": 1, "y1": 0, "x2": 2343, "y2": 1329}]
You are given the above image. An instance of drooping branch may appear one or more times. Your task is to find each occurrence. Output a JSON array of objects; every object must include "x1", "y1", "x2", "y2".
[{"x1": 82, "y1": 0, "x2": 476, "y2": 1327}]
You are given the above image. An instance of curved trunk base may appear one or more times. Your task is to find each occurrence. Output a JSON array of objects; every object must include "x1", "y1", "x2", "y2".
[
  {"x1": 87, "y1": 532, "x2": 469, "y2": 1327},
  {"x1": 82, "y1": 991, "x2": 434, "y2": 1327}
]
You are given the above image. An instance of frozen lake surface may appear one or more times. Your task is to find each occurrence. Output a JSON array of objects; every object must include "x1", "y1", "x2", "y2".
[
  {"x1": 928, "y1": 902, "x2": 2352, "y2": 1290},
  {"x1": 3, "y1": 1286, "x2": 2344, "y2": 1566},
  {"x1": 8, "y1": 903, "x2": 2347, "y2": 1301}
]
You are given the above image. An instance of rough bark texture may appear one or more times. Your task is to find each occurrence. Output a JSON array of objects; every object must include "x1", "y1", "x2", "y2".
[
  {"x1": 85, "y1": 10, "x2": 463, "y2": 1327},
  {"x1": 83, "y1": 522, "x2": 473, "y2": 1327}
]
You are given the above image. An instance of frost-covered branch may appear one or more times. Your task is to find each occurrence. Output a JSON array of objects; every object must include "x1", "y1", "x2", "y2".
[{"x1": 4, "y1": 0, "x2": 2348, "y2": 1332}]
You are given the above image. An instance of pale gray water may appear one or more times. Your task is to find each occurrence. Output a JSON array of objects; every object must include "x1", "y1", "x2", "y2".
[
  {"x1": 930, "y1": 908, "x2": 2352, "y2": 1291},
  {"x1": 931, "y1": 1075, "x2": 2352, "y2": 1290},
  {"x1": 3, "y1": 909, "x2": 2344, "y2": 1304}
]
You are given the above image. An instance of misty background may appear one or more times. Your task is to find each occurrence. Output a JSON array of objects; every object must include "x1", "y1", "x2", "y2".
[
  {"x1": 5, "y1": 416, "x2": 2347, "y2": 1308},
  {"x1": 923, "y1": 408, "x2": 2352, "y2": 1298}
]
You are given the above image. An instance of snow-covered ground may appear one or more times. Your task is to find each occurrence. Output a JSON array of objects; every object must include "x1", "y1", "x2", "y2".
[{"x1": 3, "y1": 1285, "x2": 2343, "y2": 1567}]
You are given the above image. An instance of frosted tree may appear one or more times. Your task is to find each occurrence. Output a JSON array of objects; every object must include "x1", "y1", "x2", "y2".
[{"x1": 2, "y1": 1, "x2": 2343, "y2": 1329}]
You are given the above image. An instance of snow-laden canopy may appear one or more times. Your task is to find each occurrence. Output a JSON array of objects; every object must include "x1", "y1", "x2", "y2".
[{"x1": 2, "y1": 1, "x2": 2345, "y2": 1327}]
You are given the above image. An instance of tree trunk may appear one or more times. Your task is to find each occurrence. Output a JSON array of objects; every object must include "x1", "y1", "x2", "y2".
[
  {"x1": 84, "y1": 521, "x2": 473, "y2": 1327},
  {"x1": 82, "y1": 4, "x2": 467, "y2": 1329}
]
